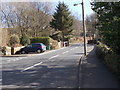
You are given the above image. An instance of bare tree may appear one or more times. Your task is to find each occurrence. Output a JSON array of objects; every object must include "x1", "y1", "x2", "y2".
[
  {"x1": 86, "y1": 13, "x2": 96, "y2": 40},
  {"x1": 1, "y1": 2, "x2": 53, "y2": 37},
  {"x1": 72, "y1": 16, "x2": 83, "y2": 37}
]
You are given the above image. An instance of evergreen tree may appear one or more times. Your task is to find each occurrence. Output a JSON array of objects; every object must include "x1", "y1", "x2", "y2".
[
  {"x1": 50, "y1": 2, "x2": 73, "y2": 41},
  {"x1": 20, "y1": 34, "x2": 30, "y2": 46},
  {"x1": 91, "y1": 2, "x2": 120, "y2": 54}
]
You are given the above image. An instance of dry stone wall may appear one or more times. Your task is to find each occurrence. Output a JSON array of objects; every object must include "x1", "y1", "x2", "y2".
[{"x1": 0, "y1": 28, "x2": 8, "y2": 47}]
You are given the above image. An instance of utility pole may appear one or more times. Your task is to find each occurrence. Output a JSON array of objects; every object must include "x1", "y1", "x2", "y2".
[
  {"x1": 74, "y1": 0, "x2": 87, "y2": 56},
  {"x1": 81, "y1": 0, "x2": 87, "y2": 56}
]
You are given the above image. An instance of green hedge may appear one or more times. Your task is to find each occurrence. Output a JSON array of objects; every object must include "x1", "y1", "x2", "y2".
[
  {"x1": 96, "y1": 42, "x2": 120, "y2": 79},
  {"x1": 30, "y1": 37, "x2": 50, "y2": 46}
]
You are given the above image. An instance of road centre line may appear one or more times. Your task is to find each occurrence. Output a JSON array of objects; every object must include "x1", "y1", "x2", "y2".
[
  {"x1": 35, "y1": 47, "x2": 67, "y2": 56},
  {"x1": 21, "y1": 62, "x2": 43, "y2": 72},
  {"x1": 75, "y1": 47, "x2": 78, "y2": 48},
  {"x1": 62, "y1": 51, "x2": 69, "y2": 54},
  {"x1": 70, "y1": 47, "x2": 78, "y2": 50},
  {"x1": 70, "y1": 48, "x2": 74, "y2": 50},
  {"x1": 49, "y1": 55, "x2": 59, "y2": 60}
]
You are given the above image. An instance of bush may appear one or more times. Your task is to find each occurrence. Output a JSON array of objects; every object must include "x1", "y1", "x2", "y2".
[
  {"x1": 88, "y1": 40, "x2": 97, "y2": 44},
  {"x1": 96, "y1": 45, "x2": 107, "y2": 60},
  {"x1": 9, "y1": 34, "x2": 20, "y2": 47},
  {"x1": 20, "y1": 34, "x2": 30, "y2": 46},
  {"x1": 30, "y1": 37, "x2": 50, "y2": 46},
  {"x1": 104, "y1": 54, "x2": 118, "y2": 72},
  {"x1": 49, "y1": 38, "x2": 58, "y2": 49},
  {"x1": 96, "y1": 43, "x2": 120, "y2": 79}
]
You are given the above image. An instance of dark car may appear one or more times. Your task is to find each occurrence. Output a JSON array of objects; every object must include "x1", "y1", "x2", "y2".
[{"x1": 16, "y1": 43, "x2": 46, "y2": 54}]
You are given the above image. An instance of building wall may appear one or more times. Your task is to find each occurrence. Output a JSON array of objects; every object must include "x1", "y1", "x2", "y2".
[{"x1": 0, "y1": 28, "x2": 8, "y2": 47}]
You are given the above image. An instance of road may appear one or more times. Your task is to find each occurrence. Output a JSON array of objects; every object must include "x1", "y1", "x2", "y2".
[{"x1": 1, "y1": 44, "x2": 94, "y2": 89}]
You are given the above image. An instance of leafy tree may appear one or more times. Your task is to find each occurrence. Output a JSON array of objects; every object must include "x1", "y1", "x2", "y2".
[
  {"x1": 50, "y1": 2, "x2": 73, "y2": 41},
  {"x1": 91, "y1": 2, "x2": 120, "y2": 54},
  {"x1": 20, "y1": 34, "x2": 30, "y2": 46}
]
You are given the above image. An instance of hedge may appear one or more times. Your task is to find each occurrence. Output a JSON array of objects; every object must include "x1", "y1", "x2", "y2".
[
  {"x1": 95, "y1": 42, "x2": 120, "y2": 79},
  {"x1": 30, "y1": 37, "x2": 50, "y2": 46}
]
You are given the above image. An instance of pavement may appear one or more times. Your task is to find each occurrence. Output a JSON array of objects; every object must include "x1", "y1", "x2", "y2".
[{"x1": 80, "y1": 46, "x2": 120, "y2": 88}]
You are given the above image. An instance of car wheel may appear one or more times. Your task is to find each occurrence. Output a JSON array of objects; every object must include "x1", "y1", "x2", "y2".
[
  {"x1": 21, "y1": 50, "x2": 26, "y2": 54},
  {"x1": 37, "y1": 49, "x2": 42, "y2": 53}
]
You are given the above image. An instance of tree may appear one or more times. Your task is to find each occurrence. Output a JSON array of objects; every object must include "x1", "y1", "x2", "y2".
[
  {"x1": 50, "y1": 2, "x2": 73, "y2": 41},
  {"x1": 1, "y1": 2, "x2": 53, "y2": 37},
  {"x1": 9, "y1": 34, "x2": 20, "y2": 47},
  {"x1": 91, "y1": 2, "x2": 120, "y2": 54},
  {"x1": 85, "y1": 13, "x2": 96, "y2": 40},
  {"x1": 20, "y1": 34, "x2": 30, "y2": 46},
  {"x1": 72, "y1": 16, "x2": 83, "y2": 37}
]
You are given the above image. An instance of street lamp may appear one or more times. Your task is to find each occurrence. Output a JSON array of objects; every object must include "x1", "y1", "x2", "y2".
[{"x1": 74, "y1": 0, "x2": 87, "y2": 56}]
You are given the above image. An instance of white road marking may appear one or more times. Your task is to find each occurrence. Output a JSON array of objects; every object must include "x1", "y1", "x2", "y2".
[
  {"x1": 49, "y1": 55, "x2": 59, "y2": 60},
  {"x1": 62, "y1": 51, "x2": 69, "y2": 54},
  {"x1": 5, "y1": 57, "x2": 27, "y2": 63},
  {"x1": 51, "y1": 60, "x2": 55, "y2": 62},
  {"x1": 35, "y1": 47, "x2": 67, "y2": 56},
  {"x1": 21, "y1": 62, "x2": 43, "y2": 72},
  {"x1": 70, "y1": 48, "x2": 74, "y2": 50},
  {"x1": 75, "y1": 47, "x2": 78, "y2": 48},
  {"x1": 70, "y1": 47, "x2": 78, "y2": 50}
]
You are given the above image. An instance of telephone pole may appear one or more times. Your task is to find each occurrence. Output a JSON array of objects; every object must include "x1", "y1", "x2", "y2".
[{"x1": 74, "y1": 0, "x2": 87, "y2": 56}]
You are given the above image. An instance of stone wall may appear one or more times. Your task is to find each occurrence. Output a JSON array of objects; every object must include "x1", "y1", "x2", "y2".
[{"x1": 0, "y1": 28, "x2": 8, "y2": 47}]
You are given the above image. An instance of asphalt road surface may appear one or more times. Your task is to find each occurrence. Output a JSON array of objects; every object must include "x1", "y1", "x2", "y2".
[{"x1": 1, "y1": 44, "x2": 94, "y2": 89}]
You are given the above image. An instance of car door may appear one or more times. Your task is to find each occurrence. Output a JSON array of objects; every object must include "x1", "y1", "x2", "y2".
[
  {"x1": 32, "y1": 44, "x2": 38, "y2": 52},
  {"x1": 26, "y1": 44, "x2": 33, "y2": 52}
]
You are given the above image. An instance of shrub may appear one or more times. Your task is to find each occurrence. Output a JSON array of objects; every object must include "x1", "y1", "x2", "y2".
[
  {"x1": 88, "y1": 40, "x2": 97, "y2": 44},
  {"x1": 96, "y1": 43, "x2": 120, "y2": 79},
  {"x1": 30, "y1": 37, "x2": 50, "y2": 46},
  {"x1": 9, "y1": 34, "x2": 20, "y2": 47},
  {"x1": 96, "y1": 45, "x2": 106, "y2": 60},
  {"x1": 20, "y1": 34, "x2": 30, "y2": 46},
  {"x1": 49, "y1": 38, "x2": 58, "y2": 49}
]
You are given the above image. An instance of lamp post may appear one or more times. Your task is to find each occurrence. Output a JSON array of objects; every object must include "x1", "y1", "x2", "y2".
[{"x1": 74, "y1": 0, "x2": 87, "y2": 56}]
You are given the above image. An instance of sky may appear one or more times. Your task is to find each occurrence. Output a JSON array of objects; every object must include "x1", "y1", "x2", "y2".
[
  {"x1": 53, "y1": 0, "x2": 94, "y2": 20},
  {"x1": 1, "y1": 0, "x2": 94, "y2": 20}
]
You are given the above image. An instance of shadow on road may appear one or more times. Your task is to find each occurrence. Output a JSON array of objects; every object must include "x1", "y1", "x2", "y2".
[{"x1": 2, "y1": 59, "x2": 79, "y2": 89}]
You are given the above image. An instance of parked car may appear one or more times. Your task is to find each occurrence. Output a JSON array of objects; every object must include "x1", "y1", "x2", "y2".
[{"x1": 16, "y1": 43, "x2": 46, "y2": 54}]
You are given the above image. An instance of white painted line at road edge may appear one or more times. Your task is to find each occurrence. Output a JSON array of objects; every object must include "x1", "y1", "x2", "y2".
[
  {"x1": 49, "y1": 55, "x2": 59, "y2": 60},
  {"x1": 21, "y1": 62, "x2": 43, "y2": 72}
]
